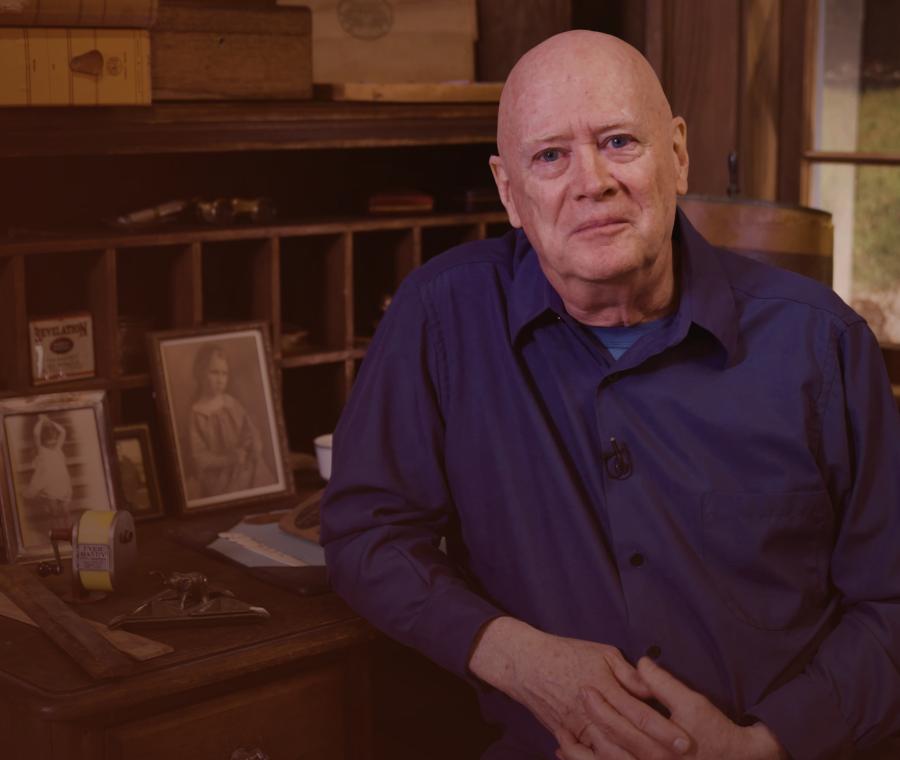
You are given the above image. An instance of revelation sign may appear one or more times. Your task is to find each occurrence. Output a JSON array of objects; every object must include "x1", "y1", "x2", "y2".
[{"x1": 29, "y1": 313, "x2": 96, "y2": 385}]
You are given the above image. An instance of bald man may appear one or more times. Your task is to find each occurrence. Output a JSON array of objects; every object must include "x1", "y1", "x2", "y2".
[{"x1": 322, "y1": 32, "x2": 900, "y2": 760}]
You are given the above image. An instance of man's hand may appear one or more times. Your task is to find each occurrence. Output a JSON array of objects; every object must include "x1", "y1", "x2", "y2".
[
  {"x1": 468, "y1": 617, "x2": 691, "y2": 759},
  {"x1": 557, "y1": 656, "x2": 788, "y2": 759}
]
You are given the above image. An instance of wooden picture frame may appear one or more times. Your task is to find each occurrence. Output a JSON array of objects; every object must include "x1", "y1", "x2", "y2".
[
  {"x1": 148, "y1": 322, "x2": 293, "y2": 515},
  {"x1": 113, "y1": 424, "x2": 165, "y2": 521},
  {"x1": 0, "y1": 391, "x2": 119, "y2": 564}
]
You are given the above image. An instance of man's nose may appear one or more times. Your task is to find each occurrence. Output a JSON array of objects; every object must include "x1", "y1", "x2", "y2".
[{"x1": 573, "y1": 148, "x2": 616, "y2": 200}]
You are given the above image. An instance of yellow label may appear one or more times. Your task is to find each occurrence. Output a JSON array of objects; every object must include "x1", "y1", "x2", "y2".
[
  {"x1": 69, "y1": 29, "x2": 99, "y2": 105},
  {"x1": 0, "y1": 27, "x2": 150, "y2": 106},
  {"x1": 78, "y1": 509, "x2": 115, "y2": 543},
  {"x1": 78, "y1": 569, "x2": 114, "y2": 592},
  {"x1": 76, "y1": 511, "x2": 115, "y2": 592},
  {"x1": 43, "y1": 29, "x2": 71, "y2": 106},
  {"x1": 0, "y1": 29, "x2": 28, "y2": 105}
]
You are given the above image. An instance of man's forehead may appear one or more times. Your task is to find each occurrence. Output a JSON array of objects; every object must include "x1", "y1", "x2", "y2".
[
  {"x1": 497, "y1": 31, "x2": 670, "y2": 153},
  {"x1": 505, "y1": 78, "x2": 646, "y2": 145}
]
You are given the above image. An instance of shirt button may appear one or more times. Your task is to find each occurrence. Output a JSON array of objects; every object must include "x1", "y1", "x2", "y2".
[
  {"x1": 646, "y1": 644, "x2": 662, "y2": 660},
  {"x1": 629, "y1": 553, "x2": 645, "y2": 567}
]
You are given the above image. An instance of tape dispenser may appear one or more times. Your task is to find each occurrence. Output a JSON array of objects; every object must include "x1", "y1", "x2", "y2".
[{"x1": 38, "y1": 509, "x2": 137, "y2": 602}]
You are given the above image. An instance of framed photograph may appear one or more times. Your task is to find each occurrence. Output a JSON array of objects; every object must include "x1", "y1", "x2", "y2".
[
  {"x1": 0, "y1": 391, "x2": 119, "y2": 564},
  {"x1": 113, "y1": 424, "x2": 164, "y2": 521},
  {"x1": 148, "y1": 322, "x2": 293, "y2": 514}
]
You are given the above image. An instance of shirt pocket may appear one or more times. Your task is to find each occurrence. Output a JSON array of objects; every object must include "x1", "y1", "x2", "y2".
[{"x1": 701, "y1": 490, "x2": 832, "y2": 631}]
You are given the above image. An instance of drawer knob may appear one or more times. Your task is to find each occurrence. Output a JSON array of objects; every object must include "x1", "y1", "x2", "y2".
[{"x1": 230, "y1": 749, "x2": 269, "y2": 760}]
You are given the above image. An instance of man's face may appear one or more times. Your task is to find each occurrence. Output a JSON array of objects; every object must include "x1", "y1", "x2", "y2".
[{"x1": 491, "y1": 48, "x2": 689, "y2": 291}]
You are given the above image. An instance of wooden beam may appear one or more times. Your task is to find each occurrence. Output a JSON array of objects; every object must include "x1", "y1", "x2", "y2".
[
  {"x1": 777, "y1": 0, "x2": 816, "y2": 203},
  {"x1": 739, "y1": 0, "x2": 781, "y2": 200}
]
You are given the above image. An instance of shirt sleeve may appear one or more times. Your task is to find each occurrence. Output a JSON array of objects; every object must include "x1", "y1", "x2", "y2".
[
  {"x1": 748, "y1": 320, "x2": 900, "y2": 759},
  {"x1": 320, "y1": 276, "x2": 504, "y2": 680}
]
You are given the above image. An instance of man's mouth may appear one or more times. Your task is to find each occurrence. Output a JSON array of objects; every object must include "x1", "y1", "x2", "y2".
[{"x1": 571, "y1": 218, "x2": 630, "y2": 236}]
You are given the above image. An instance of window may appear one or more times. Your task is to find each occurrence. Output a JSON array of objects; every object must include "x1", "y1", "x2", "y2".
[{"x1": 806, "y1": 0, "x2": 900, "y2": 345}]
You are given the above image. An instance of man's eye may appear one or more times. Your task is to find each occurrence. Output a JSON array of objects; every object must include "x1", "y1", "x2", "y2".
[
  {"x1": 536, "y1": 149, "x2": 561, "y2": 162},
  {"x1": 608, "y1": 135, "x2": 633, "y2": 149}
]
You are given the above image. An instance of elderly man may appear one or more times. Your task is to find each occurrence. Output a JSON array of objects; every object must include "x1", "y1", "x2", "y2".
[{"x1": 321, "y1": 31, "x2": 900, "y2": 760}]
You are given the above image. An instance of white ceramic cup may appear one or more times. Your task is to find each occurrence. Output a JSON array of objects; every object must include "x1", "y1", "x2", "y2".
[{"x1": 314, "y1": 433, "x2": 333, "y2": 480}]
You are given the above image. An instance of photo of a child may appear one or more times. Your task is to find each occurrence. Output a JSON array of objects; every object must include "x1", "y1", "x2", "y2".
[
  {"x1": 22, "y1": 414, "x2": 72, "y2": 528},
  {"x1": 0, "y1": 393, "x2": 116, "y2": 558},
  {"x1": 154, "y1": 326, "x2": 288, "y2": 512},
  {"x1": 189, "y1": 344, "x2": 274, "y2": 498}
]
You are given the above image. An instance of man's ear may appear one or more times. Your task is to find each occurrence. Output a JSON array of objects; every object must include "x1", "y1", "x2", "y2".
[
  {"x1": 671, "y1": 117, "x2": 690, "y2": 196},
  {"x1": 489, "y1": 155, "x2": 522, "y2": 228}
]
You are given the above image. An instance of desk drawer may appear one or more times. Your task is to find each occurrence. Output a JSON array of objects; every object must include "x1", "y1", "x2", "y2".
[{"x1": 106, "y1": 663, "x2": 347, "y2": 760}]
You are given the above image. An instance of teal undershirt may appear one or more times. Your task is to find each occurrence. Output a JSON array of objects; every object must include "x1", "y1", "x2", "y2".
[{"x1": 583, "y1": 317, "x2": 668, "y2": 360}]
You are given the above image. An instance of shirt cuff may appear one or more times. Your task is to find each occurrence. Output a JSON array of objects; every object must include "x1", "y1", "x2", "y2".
[
  {"x1": 411, "y1": 582, "x2": 504, "y2": 684},
  {"x1": 747, "y1": 671, "x2": 852, "y2": 760}
]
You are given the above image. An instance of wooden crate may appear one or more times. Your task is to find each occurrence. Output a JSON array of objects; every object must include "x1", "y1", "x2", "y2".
[
  {"x1": 278, "y1": 0, "x2": 477, "y2": 84},
  {"x1": 0, "y1": 27, "x2": 150, "y2": 106},
  {"x1": 151, "y1": 2, "x2": 312, "y2": 101},
  {"x1": 0, "y1": 0, "x2": 158, "y2": 28}
]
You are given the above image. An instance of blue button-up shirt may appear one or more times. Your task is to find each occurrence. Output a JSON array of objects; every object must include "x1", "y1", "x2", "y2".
[{"x1": 321, "y1": 211, "x2": 900, "y2": 759}]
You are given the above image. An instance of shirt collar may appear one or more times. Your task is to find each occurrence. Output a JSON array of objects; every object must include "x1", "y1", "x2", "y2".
[
  {"x1": 674, "y1": 207, "x2": 739, "y2": 360},
  {"x1": 507, "y1": 207, "x2": 739, "y2": 361}
]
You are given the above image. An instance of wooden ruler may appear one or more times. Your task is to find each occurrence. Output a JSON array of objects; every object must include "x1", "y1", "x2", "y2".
[
  {"x1": 0, "y1": 565, "x2": 134, "y2": 679},
  {"x1": 0, "y1": 591, "x2": 172, "y2": 662}
]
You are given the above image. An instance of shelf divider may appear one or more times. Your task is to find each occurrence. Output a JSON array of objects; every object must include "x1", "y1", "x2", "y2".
[
  {"x1": 252, "y1": 236, "x2": 281, "y2": 349},
  {"x1": 324, "y1": 232, "x2": 353, "y2": 350},
  {"x1": 171, "y1": 242, "x2": 203, "y2": 328},
  {"x1": 0, "y1": 256, "x2": 29, "y2": 390},
  {"x1": 89, "y1": 248, "x2": 118, "y2": 380}
]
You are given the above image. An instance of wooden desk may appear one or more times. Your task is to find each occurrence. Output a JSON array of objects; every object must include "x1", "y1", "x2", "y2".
[
  {"x1": 0, "y1": 515, "x2": 374, "y2": 760},
  {"x1": 5, "y1": 521, "x2": 900, "y2": 759}
]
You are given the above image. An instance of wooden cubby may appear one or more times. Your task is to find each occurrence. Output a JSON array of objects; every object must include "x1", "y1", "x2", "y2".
[
  {"x1": 0, "y1": 100, "x2": 509, "y2": 475},
  {"x1": 0, "y1": 213, "x2": 507, "y2": 459}
]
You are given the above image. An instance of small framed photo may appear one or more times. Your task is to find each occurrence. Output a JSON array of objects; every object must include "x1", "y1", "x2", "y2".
[
  {"x1": 148, "y1": 322, "x2": 293, "y2": 515},
  {"x1": 0, "y1": 391, "x2": 119, "y2": 564},
  {"x1": 113, "y1": 424, "x2": 164, "y2": 521}
]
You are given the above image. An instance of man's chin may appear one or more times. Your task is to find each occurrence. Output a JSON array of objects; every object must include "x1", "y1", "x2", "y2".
[{"x1": 568, "y1": 247, "x2": 644, "y2": 282}]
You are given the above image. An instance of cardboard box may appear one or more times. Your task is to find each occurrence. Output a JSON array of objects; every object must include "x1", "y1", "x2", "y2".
[
  {"x1": 0, "y1": 27, "x2": 150, "y2": 106},
  {"x1": 0, "y1": 0, "x2": 158, "y2": 28},
  {"x1": 278, "y1": 0, "x2": 477, "y2": 84},
  {"x1": 151, "y1": 2, "x2": 312, "y2": 100}
]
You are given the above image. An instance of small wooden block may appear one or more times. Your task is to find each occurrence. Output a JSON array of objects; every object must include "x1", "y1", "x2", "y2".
[{"x1": 152, "y1": 2, "x2": 312, "y2": 101}]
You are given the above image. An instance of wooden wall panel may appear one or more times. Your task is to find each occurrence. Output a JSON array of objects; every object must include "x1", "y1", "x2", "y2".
[
  {"x1": 663, "y1": 0, "x2": 742, "y2": 196},
  {"x1": 740, "y1": 0, "x2": 781, "y2": 200},
  {"x1": 777, "y1": 0, "x2": 815, "y2": 204},
  {"x1": 476, "y1": 0, "x2": 571, "y2": 81}
]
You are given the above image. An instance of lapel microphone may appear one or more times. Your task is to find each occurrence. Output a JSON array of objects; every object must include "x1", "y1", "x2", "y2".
[{"x1": 603, "y1": 436, "x2": 633, "y2": 480}]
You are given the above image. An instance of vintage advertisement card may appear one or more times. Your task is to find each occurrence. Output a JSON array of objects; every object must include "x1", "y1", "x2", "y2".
[{"x1": 30, "y1": 313, "x2": 95, "y2": 385}]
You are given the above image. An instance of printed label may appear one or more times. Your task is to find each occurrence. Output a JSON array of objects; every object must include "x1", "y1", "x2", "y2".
[{"x1": 77, "y1": 542, "x2": 110, "y2": 572}]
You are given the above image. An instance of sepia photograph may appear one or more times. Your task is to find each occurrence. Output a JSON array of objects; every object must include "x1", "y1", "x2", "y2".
[
  {"x1": 149, "y1": 323, "x2": 292, "y2": 514},
  {"x1": 113, "y1": 424, "x2": 164, "y2": 520},
  {"x1": 0, "y1": 391, "x2": 118, "y2": 563}
]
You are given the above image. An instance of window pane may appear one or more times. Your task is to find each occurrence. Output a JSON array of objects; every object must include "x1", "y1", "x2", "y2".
[
  {"x1": 814, "y1": 0, "x2": 900, "y2": 152},
  {"x1": 852, "y1": 165, "x2": 900, "y2": 343},
  {"x1": 810, "y1": 163, "x2": 900, "y2": 344}
]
